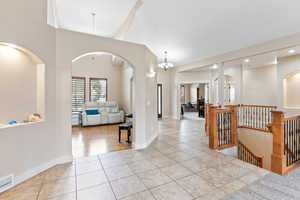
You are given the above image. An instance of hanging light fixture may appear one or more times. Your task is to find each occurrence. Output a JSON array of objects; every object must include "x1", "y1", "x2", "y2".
[{"x1": 158, "y1": 51, "x2": 174, "y2": 71}]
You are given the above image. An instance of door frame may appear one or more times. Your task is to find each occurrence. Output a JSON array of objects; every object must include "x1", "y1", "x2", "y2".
[{"x1": 157, "y1": 83, "x2": 163, "y2": 119}]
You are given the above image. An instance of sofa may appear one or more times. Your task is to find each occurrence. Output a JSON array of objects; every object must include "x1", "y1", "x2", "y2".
[{"x1": 81, "y1": 101, "x2": 125, "y2": 126}]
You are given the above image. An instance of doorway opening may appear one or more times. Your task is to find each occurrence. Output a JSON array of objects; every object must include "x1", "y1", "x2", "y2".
[
  {"x1": 180, "y1": 83, "x2": 209, "y2": 120},
  {"x1": 71, "y1": 52, "x2": 135, "y2": 158},
  {"x1": 157, "y1": 84, "x2": 162, "y2": 119}
]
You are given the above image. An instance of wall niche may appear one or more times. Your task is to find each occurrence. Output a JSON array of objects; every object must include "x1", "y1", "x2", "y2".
[
  {"x1": 0, "y1": 43, "x2": 45, "y2": 128},
  {"x1": 283, "y1": 71, "x2": 300, "y2": 108}
]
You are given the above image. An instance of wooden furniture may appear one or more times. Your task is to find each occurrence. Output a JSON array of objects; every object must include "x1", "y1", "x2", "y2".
[{"x1": 118, "y1": 122, "x2": 133, "y2": 143}]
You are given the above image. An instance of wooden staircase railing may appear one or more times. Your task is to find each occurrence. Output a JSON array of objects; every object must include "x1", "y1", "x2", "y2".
[
  {"x1": 270, "y1": 112, "x2": 300, "y2": 175},
  {"x1": 237, "y1": 104, "x2": 277, "y2": 132},
  {"x1": 207, "y1": 104, "x2": 300, "y2": 175},
  {"x1": 238, "y1": 141, "x2": 263, "y2": 168},
  {"x1": 208, "y1": 105, "x2": 237, "y2": 150}
]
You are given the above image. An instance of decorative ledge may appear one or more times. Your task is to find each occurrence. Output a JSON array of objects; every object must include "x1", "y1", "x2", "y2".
[{"x1": 0, "y1": 120, "x2": 45, "y2": 130}]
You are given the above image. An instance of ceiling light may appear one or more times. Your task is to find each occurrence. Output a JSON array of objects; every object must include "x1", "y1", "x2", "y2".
[
  {"x1": 158, "y1": 51, "x2": 174, "y2": 71},
  {"x1": 211, "y1": 64, "x2": 218, "y2": 69},
  {"x1": 288, "y1": 49, "x2": 295, "y2": 54},
  {"x1": 244, "y1": 59, "x2": 250, "y2": 63}
]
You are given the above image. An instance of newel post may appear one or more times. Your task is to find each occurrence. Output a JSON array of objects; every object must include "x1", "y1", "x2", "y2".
[
  {"x1": 205, "y1": 104, "x2": 213, "y2": 136},
  {"x1": 270, "y1": 111, "x2": 286, "y2": 175},
  {"x1": 209, "y1": 106, "x2": 218, "y2": 149},
  {"x1": 228, "y1": 105, "x2": 238, "y2": 146}
]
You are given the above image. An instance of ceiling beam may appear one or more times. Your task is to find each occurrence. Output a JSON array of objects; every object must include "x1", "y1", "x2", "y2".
[{"x1": 113, "y1": 0, "x2": 144, "y2": 40}]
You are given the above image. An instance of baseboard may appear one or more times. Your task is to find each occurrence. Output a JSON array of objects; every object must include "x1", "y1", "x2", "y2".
[
  {"x1": 11, "y1": 155, "x2": 73, "y2": 190},
  {"x1": 134, "y1": 132, "x2": 158, "y2": 150}
]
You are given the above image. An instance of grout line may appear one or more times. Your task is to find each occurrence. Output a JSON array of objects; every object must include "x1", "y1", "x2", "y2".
[
  {"x1": 74, "y1": 160, "x2": 78, "y2": 200},
  {"x1": 97, "y1": 155, "x2": 118, "y2": 200}
]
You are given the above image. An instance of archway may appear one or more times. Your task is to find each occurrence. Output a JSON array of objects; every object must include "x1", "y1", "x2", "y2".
[
  {"x1": 283, "y1": 71, "x2": 300, "y2": 108},
  {"x1": 71, "y1": 51, "x2": 136, "y2": 157}
]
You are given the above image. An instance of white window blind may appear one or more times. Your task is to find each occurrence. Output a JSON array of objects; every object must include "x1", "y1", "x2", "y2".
[
  {"x1": 90, "y1": 78, "x2": 107, "y2": 102},
  {"x1": 72, "y1": 77, "x2": 86, "y2": 113}
]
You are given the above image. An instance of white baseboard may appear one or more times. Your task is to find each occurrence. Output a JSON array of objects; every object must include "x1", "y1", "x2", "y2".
[
  {"x1": 134, "y1": 132, "x2": 158, "y2": 150},
  {"x1": 11, "y1": 155, "x2": 73, "y2": 190}
]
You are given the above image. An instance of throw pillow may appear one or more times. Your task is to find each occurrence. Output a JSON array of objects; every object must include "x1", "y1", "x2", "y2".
[{"x1": 86, "y1": 109, "x2": 99, "y2": 115}]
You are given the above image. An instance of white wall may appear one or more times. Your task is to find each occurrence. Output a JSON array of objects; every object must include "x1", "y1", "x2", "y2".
[{"x1": 242, "y1": 65, "x2": 277, "y2": 105}]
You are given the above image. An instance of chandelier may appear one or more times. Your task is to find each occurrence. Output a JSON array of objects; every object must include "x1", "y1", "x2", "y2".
[{"x1": 158, "y1": 51, "x2": 174, "y2": 71}]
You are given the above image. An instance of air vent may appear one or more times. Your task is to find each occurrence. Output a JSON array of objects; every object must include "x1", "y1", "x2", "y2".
[{"x1": 0, "y1": 175, "x2": 14, "y2": 193}]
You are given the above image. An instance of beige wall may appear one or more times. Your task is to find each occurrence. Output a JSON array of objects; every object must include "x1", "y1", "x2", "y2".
[
  {"x1": 0, "y1": 0, "x2": 158, "y2": 190},
  {"x1": 56, "y1": 29, "x2": 158, "y2": 152},
  {"x1": 238, "y1": 129, "x2": 273, "y2": 170},
  {"x1": 72, "y1": 54, "x2": 122, "y2": 104},
  {"x1": 0, "y1": 0, "x2": 59, "y2": 186},
  {"x1": 157, "y1": 69, "x2": 172, "y2": 118},
  {"x1": 242, "y1": 65, "x2": 277, "y2": 105},
  {"x1": 277, "y1": 55, "x2": 300, "y2": 115},
  {"x1": 284, "y1": 72, "x2": 300, "y2": 108},
  {"x1": 121, "y1": 64, "x2": 134, "y2": 113},
  {"x1": 0, "y1": 46, "x2": 37, "y2": 123}
]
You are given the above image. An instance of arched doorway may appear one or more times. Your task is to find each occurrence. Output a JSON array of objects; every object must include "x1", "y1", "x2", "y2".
[{"x1": 71, "y1": 51, "x2": 136, "y2": 157}]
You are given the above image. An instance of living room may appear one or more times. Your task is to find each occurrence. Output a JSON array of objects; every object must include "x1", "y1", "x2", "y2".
[{"x1": 71, "y1": 52, "x2": 134, "y2": 157}]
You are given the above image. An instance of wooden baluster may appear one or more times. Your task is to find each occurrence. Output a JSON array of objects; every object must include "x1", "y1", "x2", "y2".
[{"x1": 271, "y1": 111, "x2": 287, "y2": 175}]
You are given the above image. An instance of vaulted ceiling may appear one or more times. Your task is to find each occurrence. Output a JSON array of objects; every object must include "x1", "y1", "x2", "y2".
[{"x1": 54, "y1": 0, "x2": 300, "y2": 66}]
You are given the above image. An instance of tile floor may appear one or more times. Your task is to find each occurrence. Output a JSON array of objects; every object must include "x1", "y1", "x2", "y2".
[{"x1": 0, "y1": 119, "x2": 270, "y2": 200}]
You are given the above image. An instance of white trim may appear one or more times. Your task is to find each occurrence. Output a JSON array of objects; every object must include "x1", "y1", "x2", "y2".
[
  {"x1": 134, "y1": 132, "x2": 158, "y2": 150},
  {"x1": 2, "y1": 155, "x2": 73, "y2": 193}
]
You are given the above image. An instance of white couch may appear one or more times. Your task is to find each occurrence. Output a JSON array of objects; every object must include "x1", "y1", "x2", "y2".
[{"x1": 81, "y1": 101, "x2": 125, "y2": 126}]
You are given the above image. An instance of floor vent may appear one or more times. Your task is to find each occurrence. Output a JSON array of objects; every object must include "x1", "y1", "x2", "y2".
[{"x1": 0, "y1": 175, "x2": 14, "y2": 193}]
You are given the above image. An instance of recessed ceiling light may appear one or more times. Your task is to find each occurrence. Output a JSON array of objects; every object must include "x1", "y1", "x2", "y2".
[
  {"x1": 244, "y1": 59, "x2": 250, "y2": 63},
  {"x1": 288, "y1": 49, "x2": 295, "y2": 54},
  {"x1": 211, "y1": 64, "x2": 218, "y2": 69}
]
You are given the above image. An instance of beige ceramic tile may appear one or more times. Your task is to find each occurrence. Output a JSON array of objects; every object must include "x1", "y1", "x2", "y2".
[
  {"x1": 76, "y1": 170, "x2": 108, "y2": 190},
  {"x1": 47, "y1": 192, "x2": 76, "y2": 200},
  {"x1": 38, "y1": 177, "x2": 75, "y2": 199},
  {"x1": 137, "y1": 169, "x2": 172, "y2": 189},
  {"x1": 198, "y1": 168, "x2": 234, "y2": 188},
  {"x1": 148, "y1": 156, "x2": 177, "y2": 168},
  {"x1": 194, "y1": 190, "x2": 227, "y2": 200},
  {"x1": 151, "y1": 182, "x2": 193, "y2": 200},
  {"x1": 76, "y1": 161, "x2": 102, "y2": 175},
  {"x1": 176, "y1": 174, "x2": 216, "y2": 198},
  {"x1": 128, "y1": 160, "x2": 157, "y2": 173},
  {"x1": 77, "y1": 184, "x2": 116, "y2": 200},
  {"x1": 111, "y1": 175, "x2": 147, "y2": 199},
  {"x1": 121, "y1": 190, "x2": 156, "y2": 200},
  {"x1": 105, "y1": 164, "x2": 134, "y2": 181},
  {"x1": 161, "y1": 164, "x2": 193, "y2": 180},
  {"x1": 180, "y1": 158, "x2": 207, "y2": 173},
  {"x1": 44, "y1": 163, "x2": 75, "y2": 182},
  {"x1": 221, "y1": 180, "x2": 246, "y2": 195}
]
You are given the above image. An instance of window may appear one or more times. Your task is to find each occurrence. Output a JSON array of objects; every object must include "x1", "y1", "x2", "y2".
[
  {"x1": 89, "y1": 78, "x2": 107, "y2": 102},
  {"x1": 72, "y1": 77, "x2": 86, "y2": 113}
]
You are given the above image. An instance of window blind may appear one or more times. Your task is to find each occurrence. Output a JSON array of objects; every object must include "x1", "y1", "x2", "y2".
[{"x1": 72, "y1": 77, "x2": 86, "y2": 113}]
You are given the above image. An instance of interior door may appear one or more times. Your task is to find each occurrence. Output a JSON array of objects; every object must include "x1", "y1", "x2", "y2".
[{"x1": 157, "y1": 84, "x2": 162, "y2": 119}]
